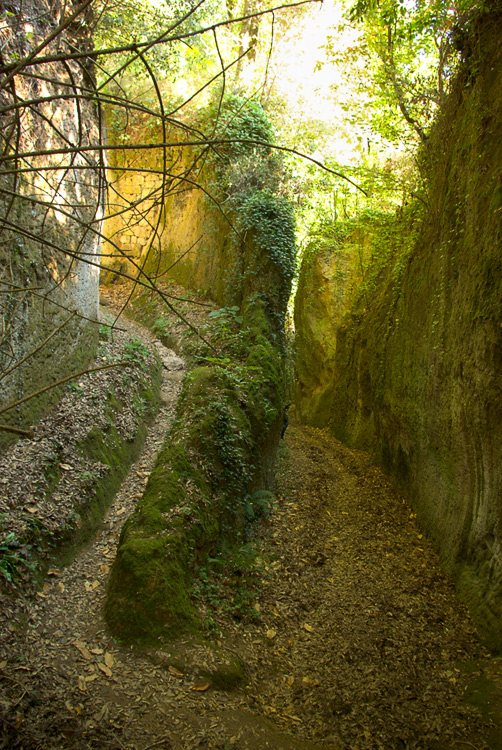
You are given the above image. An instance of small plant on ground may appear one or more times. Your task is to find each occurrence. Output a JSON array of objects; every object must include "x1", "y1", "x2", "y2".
[
  {"x1": 152, "y1": 316, "x2": 168, "y2": 338},
  {"x1": 99, "y1": 325, "x2": 112, "y2": 342},
  {"x1": 0, "y1": 530, "x2": 36, "y2": 587},
  {"x1": 123, "y1": 338, "x2": 150, "y2": 369}
]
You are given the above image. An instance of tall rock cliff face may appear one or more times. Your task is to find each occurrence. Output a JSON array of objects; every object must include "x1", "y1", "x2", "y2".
[
  {"x1": 295, "y1": 7, "x2": 502, "y2": 649},
  {"x1": 101, "y1": 122, "x2": 234, "y2": 302},
  {"x1": 101, "y1": 98, "x2": 284, "y2": 310},
  {"x1": 101, "y1": 99, "x2": 296, "y2": 643},
  {"x1": 0, "y1": 0, "x2": 102, "y2": 444},
  {"x1": 294, "y1": 225, "x2": 373, "y2": 426}
]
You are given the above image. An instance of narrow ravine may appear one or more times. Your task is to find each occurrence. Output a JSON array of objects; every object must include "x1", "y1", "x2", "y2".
[{"x1": 1, "y1": 295, "x2": 500, "y2": 750}]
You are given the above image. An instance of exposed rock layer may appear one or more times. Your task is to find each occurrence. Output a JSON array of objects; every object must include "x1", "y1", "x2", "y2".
[
  {"x1": 295, "y1": 7, "x2": 502, "y2": 649},
  {"x1": 0, "y1": 0, "x2": 102, "y2": 445}
]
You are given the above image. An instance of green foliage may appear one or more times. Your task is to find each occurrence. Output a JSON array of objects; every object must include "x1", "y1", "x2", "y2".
[
  {"x1": 245, "y1": 489, "x2": 275, "y2": 522},
  {"x1": 205, "y1": 93, "x2": 282, "y2": 201},
  {"x1": 236, "y1": 191, "x2": 297, "y2": 320},
  {"x1": 152, "y1": 316, "x2": 168, "y2": 338},
  {"x1": 242, "y1": 191, "x2": 296, "y2": 277},
  {"x1": 94, "y1": 0, "x2": 202, "y2": 86},
  {"x1": 200, "y1": 93, "x2": 296, "y2": 323},
  {"x1": 0, "y1": 529, "x2": 36, "y2": 587},
  {"x1": 123, "y1": 338, "x2": 150, "y2": 369},
  {"x1": 329, "y1": 0, "x2": 486, "y2": 149},
  {"x1": 208, "y1": 305, "x2": 243, "y2": 327},
  {"x1": 210, "y1": 93, "x2": 274, "y2": 156},
  {"x1": 99, "y1": 325, "x2": 112, "y2": 342}
]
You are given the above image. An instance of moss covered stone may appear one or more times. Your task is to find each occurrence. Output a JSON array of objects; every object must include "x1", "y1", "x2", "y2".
[
  {"x1": 106, "y1": 301, "x2": 287, "y2": 642},
  {"x1": 106, "y1": 246, "x2": 291, "y2": 643}
]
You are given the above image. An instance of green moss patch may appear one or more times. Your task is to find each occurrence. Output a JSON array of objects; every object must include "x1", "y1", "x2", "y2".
[{"x1": 106, "y1": 300, "x2": 290, "y2": 644}]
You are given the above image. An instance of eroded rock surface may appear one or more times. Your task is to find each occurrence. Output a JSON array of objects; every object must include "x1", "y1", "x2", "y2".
[{"x1": 294, "y1": 8, "x2": 502, "y2": 650}]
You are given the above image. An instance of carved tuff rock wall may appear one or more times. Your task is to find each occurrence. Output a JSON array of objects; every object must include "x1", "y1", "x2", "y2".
[
  {"x1": 295, "y1": 7, "x2": 502, "y2": 649},
  {"x1": 294, "y1": 226, "x2": 372, "y2": 426},
  {"x1": 0, "y1": 0, "x2": 102, "y2": 443},
  {"x1": 102, "y1": 118, "x2": 235, "y2": 305}
]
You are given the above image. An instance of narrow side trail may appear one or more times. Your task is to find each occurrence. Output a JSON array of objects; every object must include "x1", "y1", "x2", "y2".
[{"x1": 1, "y1": 300, "x2": 498, "y2": 750}]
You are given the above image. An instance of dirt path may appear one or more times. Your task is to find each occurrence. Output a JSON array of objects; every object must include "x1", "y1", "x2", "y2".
[{"x1": 1, "y1": 306, "x2": 501, "y2": 750}]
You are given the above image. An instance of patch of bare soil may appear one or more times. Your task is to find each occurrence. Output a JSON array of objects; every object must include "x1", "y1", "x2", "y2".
[{"x1": 1, "y1": 291, "x2": 501, "y2": 750}]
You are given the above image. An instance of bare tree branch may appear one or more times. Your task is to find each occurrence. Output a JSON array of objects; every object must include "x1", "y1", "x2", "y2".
[
  {"x1": 0, "y1": 362, "x2": 130, "y2": 419},
  {"x1": 0, "y1": 0, "x2": 320, "y2": 73}
]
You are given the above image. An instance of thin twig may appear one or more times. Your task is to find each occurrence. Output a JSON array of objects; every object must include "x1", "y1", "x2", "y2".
[
  {"x1": 0, "y1": 139, "x2": 367, "y2": 193},
  {"x1": 0, "y1": 362, "x2": 128, "y2": 417},
  {"x1": 0, "y1": 424, "x2": 34, "y2": 437},
  {"x1": 141, "y1": 736, "x2": 172, "y2": 750}
]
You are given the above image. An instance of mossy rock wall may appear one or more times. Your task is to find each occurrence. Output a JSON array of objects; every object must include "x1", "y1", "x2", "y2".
[
  {"x1": 104, "y1": 97, "x2": 295, "y2": 643},
  {"x1": 300, "y1": 8, "x2": 502, "y2": 649},
  {"x1": 0, "y1": 1, "x2": 102, "y2": 448}
]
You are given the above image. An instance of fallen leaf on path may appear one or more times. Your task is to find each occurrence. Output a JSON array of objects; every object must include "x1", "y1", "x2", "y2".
[
  {"x1": 104, "y1": 652, "x2": 115, "y2": 669},
  {"x1": 266, "y1": 629, "x2": 277, "y2": 640},
  {"x1": 191, "y1": 682, "x2": 210, "y2": 692},
  {"x1": 303, "y1": 624, "x2": 314, "y2": 633},
  {"x1": 116, "y1": 507, "x2": 126, "y2": 516},
  {"x1": 78, "y1": 675, "x2": 87, "y2": 692},
  {"x1": 98, "y1": 663, "x2": 112, "y2": 677},
  {"x1": 73, "y1": 640, "x2": 93, "y2": 660},
  {"x1": 168, "y1": 666, "x2": 184, "y2": 677},
  {"x1": 95, "y1": 704, "x2": 110, "y2": 722},
  {"x1": 302, "y1": 676, "x2": 320, "y2": 686},
  {"x1": 60, "y1": 464, "x2": 72, "y2": 471},
  {"x1": 90, "y1": 648, "x2": 103, "y2": 655},
  {"x1": 65, "y1": 701, "x2": 82, "y2": 716}
]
